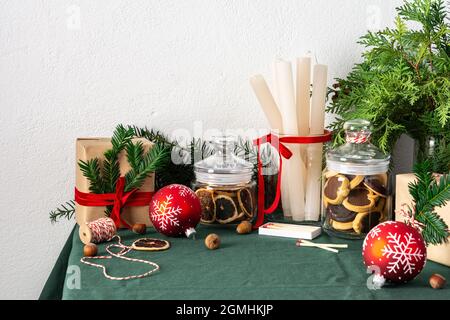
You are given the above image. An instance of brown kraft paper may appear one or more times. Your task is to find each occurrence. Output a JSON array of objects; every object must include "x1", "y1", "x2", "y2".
[
  {"x1": 75, "y1": 137, "x2": 154, "y2": 227},
  {"x1": 396, "y1": 173, "x2": 450, "y2": 267}
]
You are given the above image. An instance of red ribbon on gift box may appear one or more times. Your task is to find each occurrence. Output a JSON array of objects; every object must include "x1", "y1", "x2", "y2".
[
  {"x1": 75, "y1": 177, "x2": 153, "y2": 229},
  {"x1": 252, "y1": 131, "x2": 332, "y2": 229}
]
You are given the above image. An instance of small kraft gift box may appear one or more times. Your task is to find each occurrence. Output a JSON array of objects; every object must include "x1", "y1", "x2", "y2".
[
  {"x1": 75, "y1": 137, "x2": 154, "y2": 227},
  {"x1": 395, "y1": 174, "x2": 450, "y2": 267}
]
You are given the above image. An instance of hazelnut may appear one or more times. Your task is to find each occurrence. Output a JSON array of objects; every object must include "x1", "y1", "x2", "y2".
[
  {"x1": 205, "y1": 233, "x2": 221, "y2": 250},
  {"x1": 83, "y1": 243, "x2": 98, "y2": 257},
  {"x1": 236, "y1": 221, "x2": 252, "y2": 234},
  {"x1": 132, "y1": 223, "x2": 147, "y2": 235},
  {"x1": 429, "y1": 273, "x2": 446, "y2": 289}
]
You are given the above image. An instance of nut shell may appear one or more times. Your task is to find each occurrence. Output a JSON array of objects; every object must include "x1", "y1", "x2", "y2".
[
  {"x1": 236, "y1": 221, "x2": 253, "y2": 234},
  {"x1": 429, "y1": 273, "x2": 446, "y2": 289},
  {"x1": 132, "y1": 223, "x2": 147, "y2": 234},
  {"x1": 83, "y1": 243, "x2": 98, "y2": 257},
  {"x1": 205, "y1": 233, "x2": 221, "y2": 250}
]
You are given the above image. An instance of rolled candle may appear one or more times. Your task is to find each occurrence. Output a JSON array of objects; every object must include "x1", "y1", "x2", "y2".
[
  {"x1": 280, "y1": 160, "x2": 291, "y2": 217},
  {"x1": 273, "y1": 61, "x2": 291, "y2": 217},
  {"x1": 249, "y1": 75, "x2": 283, "y2": 131},
  {"x1": 275, "y1": 59, "x2": 305, "y2": 221},
  {"x1": 304, "y1": 64, "x2": 328, "y2": 221},
  {"x1": 309, "y1": 64, "x2": 328, "y2": 135},
  {"x1": 296, "y1": 57, "x2": 311, "y2": 136},
  {"x1": 296, "y1": 57, "x2": 312, "y2": 189}
]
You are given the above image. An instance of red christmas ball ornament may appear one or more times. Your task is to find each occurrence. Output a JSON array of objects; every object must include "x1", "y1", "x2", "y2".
[
  {"x1": 362, "y1": 221, "x2": 426, "y2": 286},
  {"x1": 150, "y1": 184, "x2": 201, "y2": 238}
]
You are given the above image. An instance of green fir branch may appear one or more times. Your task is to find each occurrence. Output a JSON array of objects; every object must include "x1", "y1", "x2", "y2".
[
  {"x1": 409, "y1": 160, "x2": 450, "y2": 245},
  {"x1": 416, "y1": 210, "x2": 449, "y2": 245},
  {"x1": 125, "y1": 143, "x2": 171, "y2": 192},
  {"x1": 78, "y1": 158, "x2": 104, "y2": 193},
  {"x1": 49, "y1": 200, "x2": 76, "y2": 223},
  {"x1": 102, "y1": 124, "x2": 134, "y2": 192},
  {"x1": 126, "y1": 141, "x2": 145, "y2": 172}
]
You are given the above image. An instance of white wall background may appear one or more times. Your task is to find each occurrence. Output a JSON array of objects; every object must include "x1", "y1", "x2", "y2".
[{"x1": 0, "y1": 0, "x2": 406, "y2": 299}]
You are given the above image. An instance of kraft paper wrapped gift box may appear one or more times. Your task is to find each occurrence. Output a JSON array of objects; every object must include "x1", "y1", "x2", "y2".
[
  {"x1": 75, "y1": 137, "x2": 154, "y2": 227},
  {"x1": 395, "y1": 173, "x2": 450, "y2": 267}
]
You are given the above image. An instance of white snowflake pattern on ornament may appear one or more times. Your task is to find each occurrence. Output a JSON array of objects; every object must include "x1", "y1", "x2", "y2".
[
  {"x1": 369, "y1": 226, "x2": 382, "y2": 239},
  {"x1": 168, "y1": 184, "x2": 196, "y2": 200},
  {"x1": 151, "y1": 194, "x2": 181, "y2": 231},
  {"x1": 382, "y1": 232, "x2": 425, "y2": 275},
  {"x1": 363, "y1": 225, "x2": 382, "y2": 251}
]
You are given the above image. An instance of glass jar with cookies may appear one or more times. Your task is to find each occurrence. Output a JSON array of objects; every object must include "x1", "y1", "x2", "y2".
[
  {"x1": 322, "y1": 119, "x2": 391, "y2": 239},
  {"x1": 192, "y1": 136, "x2": 256, "y2": 225}
]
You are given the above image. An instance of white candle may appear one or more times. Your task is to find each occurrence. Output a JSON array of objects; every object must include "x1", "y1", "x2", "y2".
[
  {"x1": 249, "y1": 75, "x2": 283, "y2": 131},
  {"x1": 296, "y1": 57, "x2": 312, "y2": 189},
  {"x1": 275, "y1": 59, "x2": 306, "y2": 221},
  {"x1": 272, "y1": 61, "x2": 291, "y2": 217},
  {"x1": 296, "y1": 57, "x2": 311, "y2": 136},
  {"x1": 304, "y1": 64, "x2": 328, "y2": 221}
]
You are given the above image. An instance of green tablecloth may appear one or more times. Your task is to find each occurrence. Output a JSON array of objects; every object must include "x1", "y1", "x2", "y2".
[{"x1": 40, "y1": 224, "x2": 450, "y2": 300}]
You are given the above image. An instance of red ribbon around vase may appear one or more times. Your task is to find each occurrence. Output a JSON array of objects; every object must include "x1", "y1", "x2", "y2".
[
  {"x1": 252, "y1": 130, "x2": 332, "y2": 229},
  {"x1": 75, "y1": 177, "x2": 153, "y2": 229}
]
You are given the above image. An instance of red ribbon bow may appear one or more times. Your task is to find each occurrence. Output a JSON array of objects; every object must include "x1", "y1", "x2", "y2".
[
  {"x1": 253, "y1": 130, "x2": 332, "y2": 229},
  {"x1": 75, "y1": 177, "x2": 153, "y2": 229}
]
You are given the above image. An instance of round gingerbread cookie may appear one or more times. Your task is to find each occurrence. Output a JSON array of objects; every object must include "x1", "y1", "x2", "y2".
[
  {"x1": 352, "y1": 211, "x2": 381, "y2": 234},
  {"x1": 346, "y1": 175, "x2": 365, "y2": 189},
  {"x1": 326, "y1": 205, "x2": 357, "y2": 223},
  {"x1": 330, "y1": 219, "x2": 354, "y2": 231},
  {"x1": 323, "y1": 175, "x2": 350, "y2": 205},
  {"x1": 363, "y1": 176, "x2": 387, "y2": 197},
  {"x1": 132, "y1": 238, "x2": 171, "y2": 251},
  {"x1": 343, "y1": 187, "x2": 377, "y2": 212}
]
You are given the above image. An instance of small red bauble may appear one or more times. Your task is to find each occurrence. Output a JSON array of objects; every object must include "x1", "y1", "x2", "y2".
[
  {"x1": 150, "y1": 184, "x2": 201, "y2": 238},
  {"x1": 362, "y1": 221, "x2": 426, "y2": 285}
]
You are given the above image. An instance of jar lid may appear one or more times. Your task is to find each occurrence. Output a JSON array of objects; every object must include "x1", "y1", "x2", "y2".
[
  {"x1": 326, "y1": 119, "x2": 390, "y2": 175},
  {"x1": 194, "y1": 136, "x2": 254, "y2": 185}
]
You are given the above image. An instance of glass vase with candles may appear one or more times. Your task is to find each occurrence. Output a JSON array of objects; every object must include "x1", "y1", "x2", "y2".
[
  {"x1": 322, "y1": 119, "x2": 392, "y2": 239},
  {"x1": 192, "y1": 136, "x2": 257, "y2": 225}
]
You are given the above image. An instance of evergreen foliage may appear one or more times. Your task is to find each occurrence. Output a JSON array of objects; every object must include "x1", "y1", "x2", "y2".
[
  {"x1": 407, "y1": 160, "x2": 450, "y2": 245},
  {"x1": 328, "y1": 0, "x2": 450, "y2": 173}
]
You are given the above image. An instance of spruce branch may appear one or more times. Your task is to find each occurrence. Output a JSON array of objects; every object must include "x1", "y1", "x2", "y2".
[
  {"x1": 408, "y1": 160, "x2": 450, "y2": 245},
  {"x1": 125, "y1": 142, "x2": 171, "y2": 192},
  {"x1": 78, "y1": 158, "x2": 104, "y2": 193},
  {"x1": 49, "y1": 200, "x2": 76, "y2": 223},
  {"x1": 102, "y1": 124, "x2": 134, "y2": 192},
  {"x1": 126, "y1": 141, "x2": 145, "y2": 172}
]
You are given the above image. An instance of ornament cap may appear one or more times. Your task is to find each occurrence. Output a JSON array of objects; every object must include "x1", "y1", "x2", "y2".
[
  {"x1": 372, "y1": 274, "x2": 386, "y2": 289},
  {"x1": 185, "y1": 227, "x2": 197, "y2": 239}
]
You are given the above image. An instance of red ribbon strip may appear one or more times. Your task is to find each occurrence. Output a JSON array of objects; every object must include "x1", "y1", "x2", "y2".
[
  {"x1": 75, "y1": 177, "x2": 153, "y2": 229},
  {"x1": 252, "y1": 130, "x2": 332, "y2": 230}
]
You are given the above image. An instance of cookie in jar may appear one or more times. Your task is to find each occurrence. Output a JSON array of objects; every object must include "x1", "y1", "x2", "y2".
[
  {"x1": 192, "y1": 136, "x2": 256, "y2": 225},
  {"x1": 322, "y1": 119, "x2": 391, "y2": 239}
]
